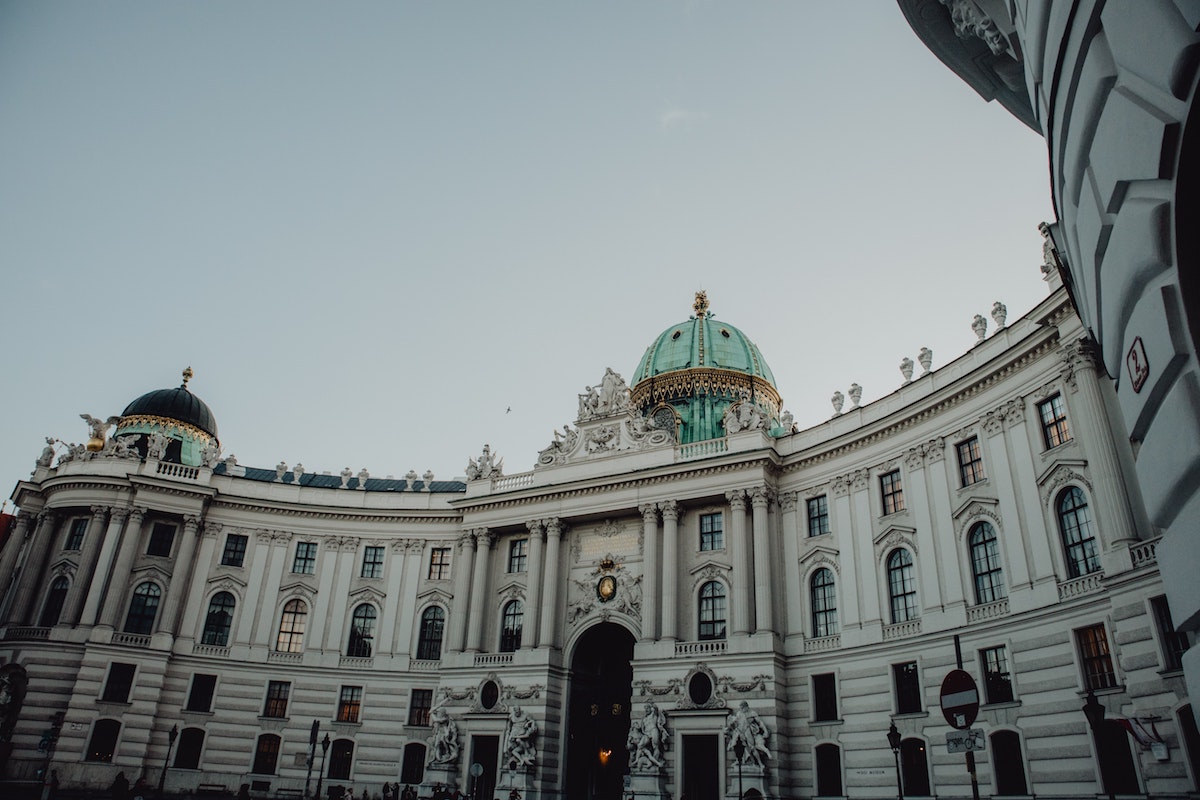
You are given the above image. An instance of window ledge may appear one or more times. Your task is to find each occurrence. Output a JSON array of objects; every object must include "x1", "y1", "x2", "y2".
[
  {"x1": 810, "y1": 718, "x2": 844, "y2": 727},
  {"x1": 1077, "y1": 685, "x2": 1125, "y2": 698},
  {"x1": 258, "y1": 716, "x2": 290, "y2": 723},
  {"x1": 96, "y1": 700, "x2": 132, "y2": 708},
  {"x1": 892, "y1": 711, "x2": 928, "y2": 720},
  {"x1": 981, "y1": 700, "x2": 1021, "y2": 710},
  {"x1": 1158, "y1": 666, "x2": 1186, "y2": 678}
]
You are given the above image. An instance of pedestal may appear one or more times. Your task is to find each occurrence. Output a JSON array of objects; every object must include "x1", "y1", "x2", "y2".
[
  {"x1": 627, "y1": 769, "x2": 667, "y2": 800},
  {"x1": 727, "y1": 762, "x2": 767, "y2": 800},
  {"x1": 423, "y1": 762, "x2": 460, "y2": 798},
  {"x1": 498, "y1": 767, "x2": 532, "y2": 799}
]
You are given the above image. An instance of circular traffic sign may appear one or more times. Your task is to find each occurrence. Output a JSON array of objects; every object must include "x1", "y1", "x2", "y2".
[
  {"x1": 470, "y1": 763, "x2": 483, "y2": 777},
  {"x1": 939, "y1": 669, "x2": 980, "y2": 730}
]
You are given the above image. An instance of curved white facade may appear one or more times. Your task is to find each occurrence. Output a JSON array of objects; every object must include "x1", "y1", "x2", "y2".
[{"x1": 0, "y1": 284, "x2": 1193, "y2": 799}]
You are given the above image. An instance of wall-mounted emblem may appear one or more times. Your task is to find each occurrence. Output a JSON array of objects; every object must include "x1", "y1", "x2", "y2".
[{"x1": 597, "y1": 575, "x2": 616, "y2": 603}]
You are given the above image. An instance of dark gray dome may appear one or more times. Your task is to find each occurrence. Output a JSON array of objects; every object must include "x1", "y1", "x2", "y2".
[{"x1": 122, "y1": 387, "x2": 218, "y2": 439}]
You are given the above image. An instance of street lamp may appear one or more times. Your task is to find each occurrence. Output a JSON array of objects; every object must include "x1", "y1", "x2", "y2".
[
  {"x1": 1082, "y1": 690, "x2": 1116, "y2": 800},
  {"x1": 157, "y1": 724, "x2": 178, "y2": 799},
  {"x1": 732, "y1": 741, "x2": 744, "y2": 800},
  {"x1": 305, "y1": 721, "x2": 319, "y2": 798},
  {"x1": 315, "y1": 733, "x2": 331, "y2": 800},
  {"x1": 887, "y1": 722, "x2": 904, "y2": 800}
]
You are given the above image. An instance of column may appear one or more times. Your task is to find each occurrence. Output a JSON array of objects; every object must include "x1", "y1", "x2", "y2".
[
  {"x1": 447, "y1": 532, "x2": 474, "y2": 654},
  {"x1": 749, "y1": 487, "x2": 774, "y2": 634},
  {"x1": 62, "y1": 506, "x2": 110, "y2": 625},
  {"x1": 98, "y1": 509, "x2": 147, "y2": 629},
  {"x1": 465, "y1": 529, "x2": 494, "y2": 653},
  {"x1": 311, "y1": 538, "x2": 349, "y2": 652},
  {"x1": 727, "y1": 490, "x2": 751, "y2": 637},
  {"x1": 778, "y1": 493, "x2": 802, "y2": 638},
  {"x1": 179, "y1": 523, "x2": 221, "y2": 641},
  {"x1": 640, "y1": 504, "x2": 660, "y2": 642},
  {"x1": 539, "y1": 519, "x2": 563, "y2": 648},
  {"x1": 830, "y1": 477, "x2": 862, "y2": 629},
  {"x1": 982, "y1": 413, "x2": 1033, "y2": 591},
  {"x1": 247, "y1": 531, "x2": 283, "y2": 646},
  {"x1": 904, "y1": 450, "x2": 945, "y2": 613},
  {"x1": 392, "y1": 541, "x2": 424, "y2": 656},
  {"x1": 1063, "y1": 341, "x2": 1141, "y2": 548},
  {"x1": 157, "y1": 516, "x2": 202, "y2": 635},
  {"x1": 522, "y1": 521, "x2": 545, "y2": 650},
  {"x1": 81, "y1": 508, "x2": 134, "y2": 627},
  {"x1": 923, "y1": 443, "x2": 966, "y2": 607},
  {"x1": 660, "y1": 501, "x2": 680, "y2": 641},
  {"x1": 13, "y1": 511, "x2": 59, "y2": 623},
  {"x1": 1001, "y1": 399, "x2": 1057, "y2": 584},
  {"x1": 381, "y1": 540, "x2": 408, "y2": 654},
  {"x1": 0, "y1": 513, "x2": 33, "y2": 619},
  {"x1": 850, "y1": 471, "x2": 882, "y2": 626}
]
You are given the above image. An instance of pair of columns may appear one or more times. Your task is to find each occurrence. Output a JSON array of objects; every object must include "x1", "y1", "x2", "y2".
[
  {"x1": 447, "y1": 520, "x2": 564, "y2": 654},
  {"x1": 640, "y1": 489, "x2": 775, "y2": 643}
]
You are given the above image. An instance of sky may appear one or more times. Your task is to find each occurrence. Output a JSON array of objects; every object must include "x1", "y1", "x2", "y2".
[{"x1": 0, "y1": 2, "x2": 1056, "y2": 501}]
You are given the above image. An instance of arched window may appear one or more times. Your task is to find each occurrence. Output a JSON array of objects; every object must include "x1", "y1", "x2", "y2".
[
  {"x1": 347, "y1": 604, "x2": 376, "y2": 657},
  {"x1": 499, "y1": 600, "x2": 523, "y2": 652},
  {"x1": 201, "y1": 592, "x2": 235, "y2": 646},
  {"x1": 123, "y1": 582, "x2": 161, "y2": 635},
  {"x1": 810, "y1": 568, "x2": 838, "y2": 638},
  {"x1": 252, "y1": 734, "x2": 280, "y2": 775},
  {"x1": 275, "y1": 599, "x2": 307, "y2": 653},
  {"x1": 989, "y1": 730, "x2": 1028, "y2": 795},
  {"x1": 815, "y1": 743, "x2": 842, "y2": 796},
  {"x1": 969, "y1": 522, "x2": 1006, "y2": 604},
  {"x1": 1058, "y1": 487, "x2": 1100, "y2": 577},
  {"x1": 698, "y1": 581, "x2": 727, "y2": 641},
  {"x1": 900, "y1": 738, "x2": 930, "y2": 796},
  {"x1": 38, "y1": 576, "x2": 70, "y2": 627},
  {"x1": 400, "y1": 742, "x2": 426, "y2": 785},
  {"x1": 887, "y1": 549, "x2": 917, "y2": 623},
  {"x1": 174, "y1": 727, "x2": 205, "y2": 770},
  {"x1": 416, "y1": 606, "x2": 445, "y2": 660},
  {"x1": 328, "y1": 739, "x2": 355, "y2": 780},
  {"x1": 85, "y1": 719, "x2": 121, "y2": 762}
]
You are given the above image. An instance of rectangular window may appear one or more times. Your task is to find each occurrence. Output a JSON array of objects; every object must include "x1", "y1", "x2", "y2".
[
  {"x1": 1076, "y1": 623, "x2": 1117, "y2": 690},
  {"x1": 699, "y1": 512, "x2": 724, "y2": 551},
  {"x1": 101, "y1": 663, "x2": 137, "y2": 703},
  {"x1": 185, "y1": 674, "x2": 217, "y2": 712},
  {"x1": 408, "y1": 689, "x2": 433, "y2": 727},
  {"x1": 980, "y1": 646, "x2": 1014, "y2": 704},
  {"x1": 812, "y1": 673, "x2": 838, "y2": 722},
  {"x1": 428, "y1": 547, "x2": 451, "y2": 580},
  {"x1": 361, "y1": 546, "x2": 385, "y2": 578},
  {"x1": 893, "y1": 661, "x2": 921, "y2": 714},
  {"x1": 292, "y1": 541, "x2": 318, "y2": 574},
  {"x1": 146, "y1": 521, "x2": 176, "y2": 557},
  {"x1": 1038, "y1": 394, "x2": 1071, "y2": 449},
  {"x1": 337, "y1": 686, "x2": 363, "y2": 723},
  {"x1": 507, "y1": 539, "x2": 528, "y2": 573},
  {"x1": 807, "y1": 496, "x2": 830, "y2": 537},
  {"x1": 64, "y1": 517, "x2": 88, "y2": 551},
  {"x1": 880, "y1": 471, "x2": 905, "y2": 515},
  {"x1": 262, "y1": 681, "x2": 290, "y2": 718},
  {"x1": 957, "y1": 437, "x2": 985, "y2": 486},
  {"x1": 220, "y1": 533, "x2": 249, "y2": 567},
  {"x1": 1152, "y1": 595, "x2": 1191, "y2": 672}
]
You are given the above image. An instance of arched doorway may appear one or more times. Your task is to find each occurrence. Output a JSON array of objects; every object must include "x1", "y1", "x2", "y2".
[{"x1": 565, "y1": 622, "x2": 635, "y2": 800}]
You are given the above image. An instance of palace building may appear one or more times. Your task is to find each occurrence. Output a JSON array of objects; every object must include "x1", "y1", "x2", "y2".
[{"x1": 0, "y1": 275, "x2": 1195, "y2": 800}]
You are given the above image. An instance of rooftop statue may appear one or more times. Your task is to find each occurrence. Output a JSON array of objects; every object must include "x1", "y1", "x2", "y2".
[{"x1": 466, "y1": 444, "x2": 503, "y2": 481}]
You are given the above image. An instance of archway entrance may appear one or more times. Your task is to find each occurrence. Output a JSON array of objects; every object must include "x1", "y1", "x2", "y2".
[{"x1": 565, "y1": 622, "x2": 635, "y2": 800}]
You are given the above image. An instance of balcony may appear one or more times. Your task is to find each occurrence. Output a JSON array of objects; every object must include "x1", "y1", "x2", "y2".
[{"x1": 674, "y1": 639, "x2": 727, "y2": 657}]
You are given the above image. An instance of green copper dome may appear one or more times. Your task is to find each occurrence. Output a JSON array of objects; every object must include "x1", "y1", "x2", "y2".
[{"x1": 631, "y1": 292, "x2": 782, "y2": 444}]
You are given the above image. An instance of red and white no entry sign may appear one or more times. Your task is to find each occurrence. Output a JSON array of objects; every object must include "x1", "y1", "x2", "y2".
[{"x1": 939, "y1": 669, "x2": 980, "y2": 730}]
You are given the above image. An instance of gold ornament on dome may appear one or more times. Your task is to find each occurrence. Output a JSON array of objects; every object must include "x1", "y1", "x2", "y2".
[
  {"x1": 115, "y1": 414, "x2": 217, "y2": 445},
  {"x1": 693, "y1": 290, "x2": 709, "y2": 317},
  {"x1": 181, "y1": 366, "x2": 194, "y2": 388},
  {"x1": 630, "y1": 368, "x2": 781, "y2": 414}
]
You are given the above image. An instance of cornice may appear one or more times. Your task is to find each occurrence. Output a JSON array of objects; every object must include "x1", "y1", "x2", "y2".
[
  {"x1": 781, "y1": 332, "x2": 1062, "y2": 475},
  {"x1": 207, "y1": 496, "x2": 461, "y2": 526}
]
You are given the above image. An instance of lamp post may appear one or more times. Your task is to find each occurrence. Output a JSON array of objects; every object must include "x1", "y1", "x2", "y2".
[
  {"x1": 732, "y1": 741, "x2": 744, "y2": 800},
  {"x1": 1083, "y1": 690, "x2": 1116, "y2": 800},
  {"x1": 157, "y1": 724, "x2": 178, "y2": 799},
  {"x1": 305, "y1": 721, "x2": 319, "y2": 798},
  {"x1": 315, "y1": 733, "x2": 331, "y2": 800},
  {"x1": 887, "y1": 722, "x2": 904, "y2": 800}
]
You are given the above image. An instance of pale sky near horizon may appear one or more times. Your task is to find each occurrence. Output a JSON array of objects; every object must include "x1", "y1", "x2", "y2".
[{"x1": 0, "y1": 2, "x2": 1056, "y2": 503}]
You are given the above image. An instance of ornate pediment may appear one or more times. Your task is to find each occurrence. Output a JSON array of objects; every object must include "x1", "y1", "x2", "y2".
[
  {"x1": 799, "y1": 544, "x2": 839, "y2": 570},
  {"x1": 874, "y1": 525, "x2": 917, "y2": 554},
  {"x1": 207, "y1": 574, "x2": 248, "y2": 592},
  {"x1": 496, "y1": 581, "x2": 526, "y2": 602},
  {"x1": 348, "y1": 585, "x2": 386, "y2": 604},
  {"x1": 417, "y1": 587, "x2": 453, "y2": 604},
  {"x1": 278, "y1": 579, "x2": 317, "y2": 599},
  {"x1": 1037, "y1": 459, "x2": 1091, "y2": 501}
]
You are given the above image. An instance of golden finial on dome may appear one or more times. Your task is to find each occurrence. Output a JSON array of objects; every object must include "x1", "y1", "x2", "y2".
[
  {"x1": 693, "y1": 290, "x2": 709, "y2": 317},
  {"x1": 181, "y1": 366, "x2": 194, "y2": 389}
]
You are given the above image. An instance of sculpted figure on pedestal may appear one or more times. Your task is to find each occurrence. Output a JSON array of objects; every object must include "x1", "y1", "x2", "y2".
[
  {"x1": 972, "y1": 314, "x2": 988, "y2": 341},
  {"x1": 991, "y1": 301, "x2": 1007, "y2": 329},
  {"x1": 36, "y1": 438, "x2": 56, "y2": 468},
  {"x1": 466, "y1": 445, "x2": 503, "y2": 481},
  {"x1": 848, "y1": 383, "x2": 862, "y2": 408},
  {"x1": 503, "y1": 706, "x2": 538, "y2": 770},
  {"x1": 340, "y1": 467, "x2": 353, "y2": 489},
  {"x1": 627, "y1": 702, "x2": 669, "y2": 771},
  {"x1": 428, "y1": 707, "x2": 460, "y2": 764},
  {"x1": 831, "y1": 391, "x2": 844, "y2": 415},
  {"x1": 147, "y1": 432, "x2": 170, "y2": 460},
  {"x1": 900, "y1": 357, "x2": 914, "y2": 383},
  {"x1": 724, "y1": 700, "x2": 770, "y2": 767},
  {"x1": 110, "y1": 435, "x2": 141, "y2": 459},
  {"x1": 200, "y1": 442, "x2": 221, "y2": 468},
  {"x1": 80, "y1": 414, "x2": 121, "y2": 449}
]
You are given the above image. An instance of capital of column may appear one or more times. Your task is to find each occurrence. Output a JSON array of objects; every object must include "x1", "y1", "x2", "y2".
[
  {"x1": 748, "y1": 486, "x2": 773, "y2": 508},
  {"x1": 924, "y1": 437, "x2": 946, "y2": 463},
  {"x1": 779, "y1": 492, "x2": 798, "y2": 512},
  {"x1": 725, "y1": 489, "x2": 747, "y2": 510},
  {"x1": 111, "y1": 507, "x2": 133, "y2": 525},
  {"x1": 458, "y1": 531, "x2": 476, "y2": 550},
  {"x1": 526, "y1": 520, "x2": 546, "y2": 538},
  {"x1": 183, "y1": 515, "x2": 202, "y2": 535},
  {"x1": 545, "y1": 519, "x2": 564, "y2": 539},
  {"x1": 659, "y1": 499, "x2": 679, "y2": 522},
  {"x1": 89, "y1": 505, "x2": 110, "y2": 520},
  {"x1": 36, "y1": 510, "x2": 58, "y2": 526},
  {"x1": 201, "y1": 522, "x2": 222, "y2": 540},
  {"x1": 474, "y1": 529, "x2": 496, "y2": 549},
  {"x1": 639, "y1": 504, "x2": 658, "y2": 522}
]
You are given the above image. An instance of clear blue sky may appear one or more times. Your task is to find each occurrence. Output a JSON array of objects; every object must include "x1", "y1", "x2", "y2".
[{"x1": 0, "y1": 2, "x2": 1054, "y2": 498}]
